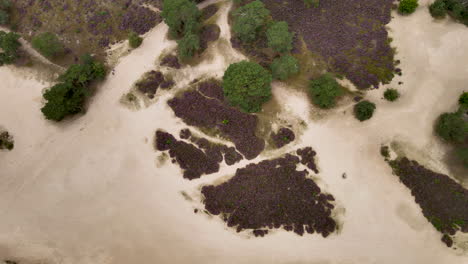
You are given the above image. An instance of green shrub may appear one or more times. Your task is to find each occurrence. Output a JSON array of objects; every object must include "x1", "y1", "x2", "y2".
[
  {"x1": 32, "y1": 32, "x2": 65, "y2": 59},
  {"x1": 41, "y1": 55, "x2": 106, "y2": 121},
  {"x1": 266, "y1": 21, "x2": 294, "y2": 53},
  {"x1": 399, "y1": 0, "x2": 419, "y2": 14},
  {"x1": 0, "y1": 131, "x2": 14, "y2": 150},
  {"x1": 429, "y1": 0, "x2": 447, "y2": 18},
  {"x1": 162, "y1": 0, "x2": 201, "y2": 38},
  {"x1": 232, "y1": 0, "x2": 270, "y2": 43},
  {"x1": 308, "y1": 73, "x2": 343, "y2": 109},
  {"x1": 455, "y1": 146, "x2": 468, "y2": 168},
  {"x1": 223, "y1": 61, "x2": 272, "y2": 113},
  {"x1": 0, "y1": 31, "x2": 20, "y2": 65},
  {"x1": 435, "y1": 112, "x2": 467, "y2": 143},
  {"x1": 128, "y1": 32, "x2": 143, "y2": 48},
  {"x1": 380, "y1": 145, "x2": 390, "y2": 158},
  {"x1": 177, "y1": 33, "x2": 200, "y2": 61},
  {"x1": 304, "y1": 0, "x2": 319, "y2": 8},
  {"x1": 270, "y1": 54, "x2": 299, "y2": 80},
  {"x1": 459, "y1": 92, "x2": 468, "y2": 108},
  {"x1": 384, "y1": 88, "x2": 400, "y2": 102},
  {"x1": 354, "y1": 100, "x2": 376, "y2": 121}
]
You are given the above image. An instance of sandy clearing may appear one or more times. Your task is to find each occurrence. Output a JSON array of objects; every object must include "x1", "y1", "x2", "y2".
[{"x1": 0, "y1": 1, "x2": 467, "y2": 264}]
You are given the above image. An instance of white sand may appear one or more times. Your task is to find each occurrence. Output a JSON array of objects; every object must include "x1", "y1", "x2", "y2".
[{"x1": 0, "y1": 1, "x2": 467, "y2": 263}]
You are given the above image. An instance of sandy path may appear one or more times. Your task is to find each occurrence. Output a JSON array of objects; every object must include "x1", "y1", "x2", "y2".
[{"x1": 0, "y1": 1, "x2": 467, "y2": 264}]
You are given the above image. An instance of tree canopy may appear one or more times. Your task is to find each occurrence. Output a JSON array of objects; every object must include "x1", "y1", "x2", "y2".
[
  {"x1": 429, "y1": 0, "x2": 447, "y2": 18},
  {"x1": 232, "y1": 0, "x2": 270, "y2": 43},
  {"x1": 271, "y1": 54, "x2": 299, "y2": 80},
  {"x1": 0, "y1": 31, "x2": 21, "y2": 65},
  {"x1": 177, "y1": 33, "x2": 200, "y2": 61},
  {"x1": 223, "y1": 61, "x2": 272, "y2": 113},
  {"x1": 354, "y1": 100, "x2": 376, "y2": 121},
  {"x1": 266, "y1": 21, "x2": 294, "y2": 53},
  {"x1": 162, "y1": 0, "x2": 201, "y2": 38},
  {"x1": 41, "y1": 55, "x2": 106, "y2": 121},
  {"x1": 435, "y1": 112, "x2": 467, "y2": 143},
  {"x1": 308, "y1": 73, "x2": 343, "y2": 109},
  {"x1": 32, "y1": 32, "x2": 65, "y2": 59}
]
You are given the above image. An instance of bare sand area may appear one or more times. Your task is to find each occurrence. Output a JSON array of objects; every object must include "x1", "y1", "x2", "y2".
[{"x1": 0, "y1": 1, "x2": 467, "y2": 264}]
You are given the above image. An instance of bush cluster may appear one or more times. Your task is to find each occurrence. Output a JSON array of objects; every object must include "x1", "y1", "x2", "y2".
[
  {"x1": 128, "y1": 32, "x2": 143, "y2": 48},
  {"x1": 223, "y1": 61, "x2": 272, "y2": 113},
  {"x1": 429, "y1": 0, "x2": 468, "y2": 25},
  {"x1": 41, "y1": 54, "x2": 106, "y2": 121},
  {"x1": 162, "y1": 0, "x2": 201, "y2": 61},
  {"x1": 0, "y1": 30, "x2": 21, "y2": 65},
  {"x1": 32, "y1": 32, "x2": 65, "y2": 59},
  {"x1": 399, "y1": 0, "x2": 419, "y2": 14},
  {"x1": 308, "y1": 73, "x2": 343, "y2": 109},
  {"x1": 354, "y1": 100, "x2": 376, "y2": 121}
]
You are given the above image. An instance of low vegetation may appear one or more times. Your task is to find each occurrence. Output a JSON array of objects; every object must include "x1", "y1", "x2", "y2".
[
  {"x1": 271, "y1": 54, "x2": 299, "y2": 80},
  {"x1": 32, "y1": 32, "x2": 65, "y2": 59},
  {"x1": 429, "y1": 0, "x2": 468, "y2": 25},
  {"x1": 222, "y1": 61, "x2": 272, "y2": 113},
  {"x1": 41, "y1": 54, "x2": 106, "y2": 121},
  {"x1": 434, "y1": 92, "x2": 468, "y2": 168},
  {"x1": 304, "y1": 0, "x2": 320, "y2": 8},
  {"x1": 354, "y1": 100, "x2": 376, "y2": 121},
  {"x1": 0, "y1": 31, "x2": 21, "y2": 65},
  {"x1": 399, "y1": 0, "x2": 419, "y2": 14},
  {"x1": 308, "y1": 73, "x2": 343, "y2": 109},
  {"x1": 384, "y1": 88, "x2": 400, "y2": 102},
  {"x1": 128, "y1": 32, "x2": 143, "y2": 48},
  {"x1": 0, "y1": 0, "x2": 11, "y2": 25},
  {"x1": 0, "y1": 130, "x2": 14, "y2": 150}
]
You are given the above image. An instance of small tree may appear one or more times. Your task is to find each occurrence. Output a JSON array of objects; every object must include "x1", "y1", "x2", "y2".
[
  {"x1": 128, "y1": 32, "x2": 143, "y2": 48},
  {"x1": 266, "y1": 21, "x2": 294, "y2": 53},
  {"x1": 354, "y1": 100, "x2": 376, "y2": 121},
  {"x1": 162, "y1": 0, "x2": 201, "y2": 38},
  {"x1": 32, "y1": 32, "x2": 65, "y2": 59},
  {"x1": 177, "y1": 33, "x2": 200, "y2": 61},
  {"x1": 399, "y1": 0, "x2": 419, "y2": 14},
  {"x1": 435, "y1": 112, "x2": 467, "y2": 143},
  {"x1": 429, "y1": 0, "x2": 447, "y2": 18},
  {"x1": 223, "y1": 61, "x2": 272, "y2": 113},
  {"x1": 232, "y1": 0, "x2": 270, "y2": 43},
  {"x1": 0, "y1": 31, "x2": 21, "y2": 65},
  {"x1": 308, "y1": 73, "x2": 343, "y2": 109},
  {"x1": 270, "y1": 54, "x2": 299, "y2": 80},
  {"x1": 384, "y1": 88, "x2": 400, "y2": 102}
]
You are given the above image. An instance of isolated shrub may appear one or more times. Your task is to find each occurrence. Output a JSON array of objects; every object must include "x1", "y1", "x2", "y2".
[
  {"x1": 32, "y1": 32, "x2": 65, "y2": 58},
  {"x1": 435, "y1": 112, "x2": 467, "y2": 143},
  {"x1": 354, "y1": 100, "x2": 376, "y2": 121},
  {"x1": 459, "y1": 92, "x2": 468, "y2": 108},
  {"x1": 429, "y1": 0, "x2": 447, "y2": 18},
  {"x1": 0, "y1": 31, "x2": 20, "y2": 65},
  {"x1": 177, "y1": 33, "x2": 200, "y2": 61},
  {"x1": 384, "y1": 88, "x2": 400, "y2": 101},
  {"x1": 308, "y1": 73, "x2": 343, "y2": 109},
  {"x1": 266, "y1": 21, "x2": 294, "y2": 53},
  {"x1": 41, "y1": 55, "x2": 106, "y2": 121},
  {"x1": 399, "y1": 0, "x2": 419, "y2": 14},
  {"x1": 232, "y1": 0, "x2": 270, "y2": 43},
  {"x1": 0, "y1": 131, "x2": 14, "y2": 150},
  {"x1": 270, "y1": 54, "x2": 299, "y2": 80},
  {"x1": 223, "y1": 61, "x2": 272, "y2": 113},
  {"x1": 162, "y1": 0, "x2": 201, "y2": 38},
  {"x1": 128, "y1": 32, "x2": 143, "y2": 48}
]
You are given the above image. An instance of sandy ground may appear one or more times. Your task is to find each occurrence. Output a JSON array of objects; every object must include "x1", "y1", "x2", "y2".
[{"x1": 0, "y1": 1, "x2": 467, "y2": 263}]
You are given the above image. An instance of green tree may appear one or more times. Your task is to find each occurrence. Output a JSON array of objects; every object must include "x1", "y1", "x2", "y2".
[
  {"x1": 162, "y1": 0, "x2": 201, "y2": 38},
  {"x1": 399, "y1": 0, "x2": 419, "y2": 14},
  {"x1": 429, "y1": 0, "x2": 447, "y2": 18},
  {"x1": 32, "y1": 32, "x2": 65, "y2": 59},
  {"x1": 266, "y1": 21, "x2": 294, "y2": 53},
  {"x1": 308, "y1": 73, "x2": 343, "y2": 109},
  {"x1": 270, "y1": 54, "x2": 299, "y2": 80},
  {"x1": 232, "y1": 0, "x2": 270, "y2": 43},
  {"x1": 177, "y1": 33, "x2": 200, "y2": 61},
  {"x1": 128, "y1": 32, "x2": 143, "y2": 48},
  {"x1": 384, "y1": 88, "x2": 400, "y2": 102},
  {"x1": 0, "y1": 31, "x2": 21, "y2": 65},
  {"x1": 223, "y1": 61, "x2": 272, "y2": 113},
  {"x1": 435, "y1": 112, "x2": 467, "y2": 143},
  {"x1": 354, "y1": 100, "x2": 376, "y2": 121}
]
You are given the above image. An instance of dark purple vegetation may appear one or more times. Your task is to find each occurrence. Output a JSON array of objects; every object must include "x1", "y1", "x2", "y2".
[
  {"x1": 271, "y1": 127, "x2": 295, "y2": 148},
  {"x1": 202, "y1": 153, "x2": 337, "y2": 237},
  {"x1": 119, "y1": 5, "x2": 161, "y2": 34},
  {"x1": 168, "y1": 81, "x2": 265, "y2": 159},
  {"x1": 297, "y1": 147, "x2": 319, "y2": 174},
  {"x1": 200, "y1": 24, "x2": 221, "y2": 51},
  {"x1": 201, "y1": 4, "x2": 219, "y2": 21},
  {"x1": 160, "y1": 54, "x2": 181, "y2": 69},
  {"x1": 136, "y1": 70, "x2": 170, "y2": 98},
  {"x1": 263, "y1": 0, "x2": 396, "y2": 89},
  {"x1": 389, "y1": 158, "x2": 468, "y2": 247}
]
